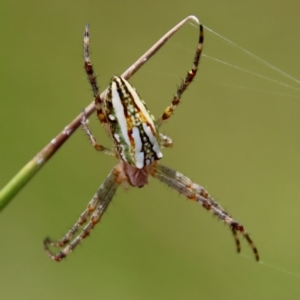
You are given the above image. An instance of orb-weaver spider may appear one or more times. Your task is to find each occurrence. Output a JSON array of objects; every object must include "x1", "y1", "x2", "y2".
[{"x1": 44, "y1": 17, "x2": 259, "y2": 262}]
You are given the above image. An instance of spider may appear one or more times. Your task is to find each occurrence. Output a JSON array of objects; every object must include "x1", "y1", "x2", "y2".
[{"x1": 44, "y1": 20, "x2": 259, "y2": 262}]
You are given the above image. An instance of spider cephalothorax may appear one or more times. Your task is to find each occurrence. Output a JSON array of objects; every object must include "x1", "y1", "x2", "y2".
[{"x1": 44, "y1": 18, "x2": 259, "y2": 262}]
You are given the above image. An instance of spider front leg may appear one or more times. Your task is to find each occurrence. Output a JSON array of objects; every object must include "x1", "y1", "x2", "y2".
[
  {"x1": 152, "y1": 163, "x2": 259, "y2": 261},
  {"x1": 156, "y1": 24, "x2": 204, "y2": 128},
  {"x1": 44, "y1": 167, "x2": 121, "y2": 262},
  {"x1": 83, "y1": 25, "x2": 108, "y2": 126}
]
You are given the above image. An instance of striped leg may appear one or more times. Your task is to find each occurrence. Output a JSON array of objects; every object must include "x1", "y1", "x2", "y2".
[
  {"x1": 152, "y1": 163, "x2": 259, "y2": 261},
  {"x1": 81, "y1": 109, "x2": 116, "y2": 156},
  {"x1": 156, "y1": 24, "x2": 204, "y2": 128},
  {"x1": 83, "y1": 25, "x2": 107, "y2": 125},
  {"x1": 44, "y1": 167, "x2": 120, "y2": 261}
]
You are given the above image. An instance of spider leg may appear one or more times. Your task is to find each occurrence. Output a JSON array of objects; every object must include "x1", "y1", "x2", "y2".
[
  {"x1": 231, "y1": 227, "x2": 241, "y2": 254},
  {"x1": 81, "y1": 109, "x2": 117, "y2": 156},
  {"x1": 45, "y1": 167, "x2": 118, "y2": 249},
  {"x1": 159, "y1": 133, "x2": 173, "y2": 148},
  {"x1": 44, "y1": 167, "x2": 120, "y2": 262},
  {"x1": 151, "y1": 163, "x2": 259, "y2": 261},
  {"x1": 84, "y1": 25, "x2": 107, "y2": 125},
  {"x1": 156, "y1": 24, "x2": 204, "y2": 128}
]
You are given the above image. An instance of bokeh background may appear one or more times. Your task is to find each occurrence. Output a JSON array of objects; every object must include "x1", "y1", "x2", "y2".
[{"x1": 1, "y1": 0, "x2": 300, "y2": 299}]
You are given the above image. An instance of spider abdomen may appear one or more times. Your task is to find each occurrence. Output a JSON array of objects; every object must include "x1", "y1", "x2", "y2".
[{"x1": 106, "y1": 76, "x2": 163, "y2": 169}]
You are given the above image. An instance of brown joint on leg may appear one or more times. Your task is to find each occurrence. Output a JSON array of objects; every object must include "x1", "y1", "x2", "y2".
[
  {"x1": 188, "y1": 193, "x2": 197, "y2": 201},
  {"x1": 203, "y1": 202, "x2": 211, "y2": 210},
  {"x1": 91, "y1": 216, "x2": 99, "y2": 225},
  {"x1": 200, "y1": 190, "x2": 209, "y2": 199},
  {"x1": 84, "y1": 62, "x2": 94, "y2": 75}
]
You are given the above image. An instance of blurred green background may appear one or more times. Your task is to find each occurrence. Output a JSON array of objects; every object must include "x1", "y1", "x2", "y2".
[{"x1": 1, "y1": 0, "x2": 300, "y2": 299}]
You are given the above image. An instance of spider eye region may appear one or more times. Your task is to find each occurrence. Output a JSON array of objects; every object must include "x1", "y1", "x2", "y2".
[{"x1": 106, "y1": 76, "x2": 162, "y2": 169}]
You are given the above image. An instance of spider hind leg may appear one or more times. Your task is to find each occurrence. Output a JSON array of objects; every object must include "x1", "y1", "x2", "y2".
[
  {"x1": 43, "y1": 168, "x2": 120, "y2": 261},
  {"x1": 152, "y1": 163, "x2": 259, "y2": 261}
]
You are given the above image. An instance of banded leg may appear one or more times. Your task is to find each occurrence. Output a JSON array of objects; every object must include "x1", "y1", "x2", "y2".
[
  {"x1": 81, "y1": 110, "x2": 116, "y2": 156},
  {"x1": 156, "y1": 24, "x2": 204, "y2": 128},
  {"x1": 44, "y1": 167, "x2": 120, "y2": 261},
  {"x1": 84, "y1": 25, "x2": 107, "y2": 125},
  {"x1": 152, "y1": 163, "x2": 259, "y2": 261}
]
